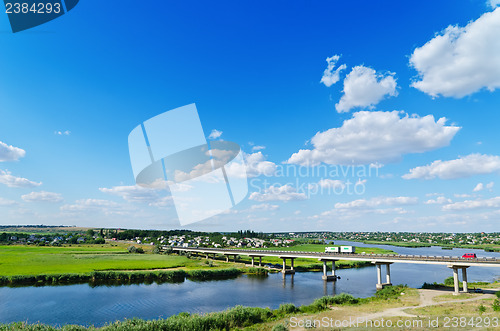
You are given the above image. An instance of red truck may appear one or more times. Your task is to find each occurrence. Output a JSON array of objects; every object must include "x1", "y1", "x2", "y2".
[{"x1": 462, "y1": 253, "x2": 477, "y2": 258}]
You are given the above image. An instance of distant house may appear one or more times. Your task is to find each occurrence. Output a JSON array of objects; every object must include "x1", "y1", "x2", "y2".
[
  {"x1": 10, "y1": 236, "x2": 17, "y2": 241},
  {"x1": 77, "y1": 237, "x2": 86, "y2": 243}
]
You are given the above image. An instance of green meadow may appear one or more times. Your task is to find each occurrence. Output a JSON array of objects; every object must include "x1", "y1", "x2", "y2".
[
  {"x1": 0, "y1": 245, "x2": 196, "y2": 276},
  {"x1": 0, "y1": 243, "x2": 394, "y2": 278}
]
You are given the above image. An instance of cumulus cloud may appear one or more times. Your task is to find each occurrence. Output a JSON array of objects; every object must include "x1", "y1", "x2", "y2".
[
  {"x1": 60, "y1": 199, "x2": 124, "y2": 214},
  {"x1": 250, "y1": 203, "x2": 279, "y2": 211},
  {"x1": 251, "y1": 145, "x2": 266, "y2": 152},
  {"x1": 0, "y1": 141, "x2": 25, "y2": 162},
  {"x1": 334, "y1": 196, "x2": 418, "y2": 210},
  {"x1": 223, "y1": 152, "x2": 277, "y2": 179},
  {"x1": 0, "y1": 170, "x2": 41, "y2": 188},
  {"x1": 22, "y1": 191, "x2": 63, "y2": 203},
  {"x1": 287, "y1": 111, "x2": 459, "y2": 166},
  {"x1": 425, "y1": 196, "x2": 452, "y2": 205},
  {"x1": 410, "y1": 8, "x2": 500, "y2": 97},
  {"x1": 208, "y1": 129, "x2": 223, "y2": 140},
  {"x1": 320, "y1": 55, "x2": 346, "y2": 87},
  {"x1": 249, "y1": 184, "x2": 307, "y2": 202},
  {"x1": 403, "y1": 154, "x2": 500, "y2": 180},
  {"x1": 443, "y1": 196, "x2": 500, "y2": 211},
  {"x1": 335, "y1": 66, "x2": 397, "y2": 113},
  {"x1": 473, "y1": 181, "x2": 494, "y2": 192},
  {"x1": 54, "y1": 130, "x2": 70, "y2": 136},
  {"x1": 99, "y1": 185, "x2": 173, "y2": 207},
  {"x1": 489, "y1": 0, "x2": 500, "y2": 8},
  {"x1": 473, "y1": 183, "x2": 484, "y2": 192}
]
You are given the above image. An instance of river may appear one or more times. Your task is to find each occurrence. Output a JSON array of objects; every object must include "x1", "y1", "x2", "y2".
[{"x1": 1, "y1": 242, "x2": 499, "y2": 327}]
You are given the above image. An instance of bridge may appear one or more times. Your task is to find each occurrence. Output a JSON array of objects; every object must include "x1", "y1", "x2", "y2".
[{"x1": 171, "y1": 247, "x2": 500, "y2": 295}]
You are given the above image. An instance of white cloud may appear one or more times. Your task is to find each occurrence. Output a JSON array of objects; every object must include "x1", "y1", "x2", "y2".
[
  {"x1": 249, "y1": 184, "x2": 307, "y2": 202},
  {"x1": 208, "y1": 129, "x2": 223, "y2": 140},
  {"x1": 99, "y1": 185, "x2": 173, "y2": 207},
  {"x1": 287, "y1": 111, "x2": 459, "y2": 166},
  {"x1": 0, "y1": 141, "x2": 25, "y2": 162},
  {"x1": 474, "y1": 181, "x2": 495, "y2": 192},
  {"x1": 403, "y1": 154, "x2": 500, "y2": 180},
  {"x1": 54, "y1": 130, "x2": 70, "y2": 136},
  {"x1": 473, "y1": 183, "x2": 484, "y2": 192},
  {"x1": 22, "y1": 191, "x2": 63, "y2": 203},
  {"x1": 320, "y1": 55, "x2": 346, "y2": 87},
  {"x1": 250, "y1": 203, "x2": 279, "y2": 211},
  {"x1": 0, "y1": 170, "x2": 41, "y2": 188},
  {"x1": 410, "y1": 8, "x2": 500, "y2": 98},
  {"x1": 489, "y1": 0, "x2": 500, "y2": 8},
  {"x1": 0, "y1": 197, "x2": 16, "y2": 206},
  {"x1": 251, "y1": 145, "x2": 266, "y2": 152},
  {"x1": 224, "y1": 152, "x2": 277, "y2": 178},
  {"x1": 443, "y1": 196, "x2": 500, "y2": 211},
  {"x1": 425, "y1": 196, "x2": 452, "y2": 205},
  {"x1": 60, "y1": 199, "x2": 126, "y2": 215},
  {"x1": 335, "y1": 66, "x2": 397, "y2": 113},
  {"x1": 334, "y1": 196, "x2": 418, "y2": 210}
]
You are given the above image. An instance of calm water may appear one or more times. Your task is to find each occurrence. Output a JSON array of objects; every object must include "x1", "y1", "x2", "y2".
[{"x1": 1, "y1": 242, "x2": 499, "y2": 327}]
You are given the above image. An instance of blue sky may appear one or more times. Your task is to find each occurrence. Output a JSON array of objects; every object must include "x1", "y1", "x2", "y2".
[{"x1": 1, "y1": 0, "x2": 500, "y2": 232}]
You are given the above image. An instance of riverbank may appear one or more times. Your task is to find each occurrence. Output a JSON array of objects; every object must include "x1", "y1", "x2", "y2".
[{"x1": 3, "y1": 282, "x2": 500, "y2": 330}]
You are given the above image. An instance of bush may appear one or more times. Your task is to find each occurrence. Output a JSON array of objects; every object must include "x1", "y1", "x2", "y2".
[
  {"x1": 272, "y1": 323, "x2": 288, "y2": 331},
  {"x1": 493, "y1": 299, "x2": 500, "y2": 312},
  {"x1": 444, "y1": 277, "x2": 455, "y2": 286},
  {"x1": 375, "y1": 285, "x2": 408, "y2": 300},
  {"x1": 275, "y1": 303, "x2": 298, "y2": 317},
  {"x1": 478, "y1": 304, "x2": 486, "y2": 315},
  {"x1": 496, "y1": 291, "x2": 500, "y2": 299},
  {"x1": 127, "y1": 246, "x2": 144, "y2": 254}
]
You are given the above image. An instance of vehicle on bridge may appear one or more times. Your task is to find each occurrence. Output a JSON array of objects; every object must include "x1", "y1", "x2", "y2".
[
  {"x1": 324, "y1": 246, "x2": 355, "y2": 253},
  {"x1": 462, "y1": 253, "x2": 477, "y2": 258},
  {"x1": 325, "y1": 246, "x2": 339, "y2": 253},
  {"x1": 341, "y1": 246, "x2": 355, "y2": 254}
]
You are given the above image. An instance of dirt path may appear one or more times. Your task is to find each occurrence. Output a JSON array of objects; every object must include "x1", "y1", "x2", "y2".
[{"x1": 359, "y1": 288, "x2": 498, "y2": 321}]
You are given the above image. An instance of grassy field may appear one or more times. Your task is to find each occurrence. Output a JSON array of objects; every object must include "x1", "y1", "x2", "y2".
[{"x1": 0, "y1": 245, "x2": 206, "y2": 276}]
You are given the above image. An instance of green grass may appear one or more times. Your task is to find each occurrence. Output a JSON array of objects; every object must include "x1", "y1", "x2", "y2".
[
  {"x1": 0, "y1": 245, "x2": 199, "y2": 276},
  {"x1": 0, "y1": 243, "x2": 392, "y2": 279}
]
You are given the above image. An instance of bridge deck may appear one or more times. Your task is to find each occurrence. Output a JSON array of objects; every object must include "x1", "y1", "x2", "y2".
[{"x1": 171, "y1": 247, "x2": 500, "y2": 267}]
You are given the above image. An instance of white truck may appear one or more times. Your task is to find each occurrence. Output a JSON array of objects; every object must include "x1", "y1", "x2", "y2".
[
  {"x1": 324, "y1": 246, "x2": 339, "y2": 253},
  {"x1": 340, "y1": 246, "x2": 355, "y2": 254}
]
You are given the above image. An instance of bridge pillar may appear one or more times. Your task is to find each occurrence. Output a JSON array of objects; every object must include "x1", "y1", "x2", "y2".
[
  {"x1": 321, "y1": 260, "x2": 337, "y2": 281},
  {"x1": 462, "y1": 267, "x2": 468, "y2": 293},
  {"x1": 226, "y1": 255, "x2": 229, "y2": 262},
  {"x1": 290, "y1": 258, "x2": 294, "y2": 271},
  {"x1": 376, "y1": 264, "x2": 382, "y2": 289},
  {"x1": 281, "y1": 257, "x2": 295, "y2": 274},
  {"x1": 259, "y1": 256, "x2": 262, "y2": 267},
  {"x1": 374, "y1": 262, "x2": 393, "y2": 290},
  {"x1": 251, "y1": 256, "x2": 255, "y2": 267},
  {"x1": 386, "y1": 264, "x2": 391, "y2": 285},
  {"x1": 453, "y1": 267, "x2": 459, "y2": 295}
]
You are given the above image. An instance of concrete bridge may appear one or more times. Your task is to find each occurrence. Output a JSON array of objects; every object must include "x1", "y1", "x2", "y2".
[{"x1": 171, "y1": 247, "x2": 500, "y2": 295}]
